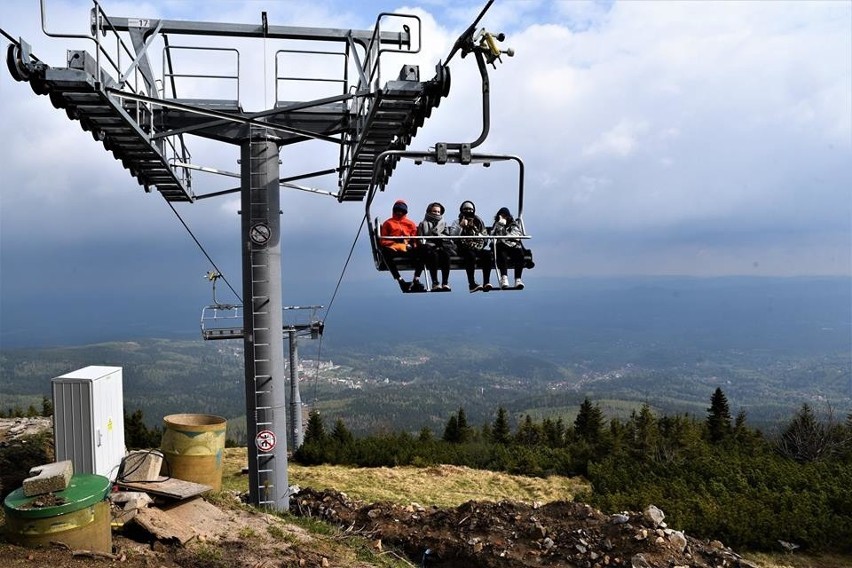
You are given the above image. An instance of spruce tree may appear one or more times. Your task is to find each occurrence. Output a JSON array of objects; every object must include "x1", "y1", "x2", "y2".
[
  {"x1": 706, "y1": 387, "x2": 733, "y2": 443},
  {"x1": 443, "y1": 415, "x2": 460, "y2": 443},
  {"x1": 331, "y1": 418, "x2": 354, "y2": 446},
  {"x1": 304, "y1": 410, "x2": 327, "y2": 444},
  {"x1": 457, "y1": 407, "x2": 472, "y2": 442},
  {"x1": 575, "y1": 397, "x2": 604, "y2": 444},
  {"x1": 492, "y1": 407, "x2": 511, "y2": 445}
]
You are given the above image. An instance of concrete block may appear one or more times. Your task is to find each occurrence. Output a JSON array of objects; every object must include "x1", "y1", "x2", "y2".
[
  {"x1": 121, "y1": 450, "x2": 163, "y2": 482},
  {"x1": 110, "y1": 490, "x2": 153, "y2": 510},
  {"x1": 23, "y1": 460, "x2": 73, "y2": 497}
]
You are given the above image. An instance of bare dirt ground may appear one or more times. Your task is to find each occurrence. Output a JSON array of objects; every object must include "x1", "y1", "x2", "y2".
[
  {"x1": 1, "y1": 418, "x2": 848, "y2": 568},
  {"x1": 0, "y1": 488, "x2": 756, "y2": 568}
]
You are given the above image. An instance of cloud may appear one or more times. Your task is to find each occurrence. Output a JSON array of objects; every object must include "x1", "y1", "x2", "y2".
[{"x1": 1, "y1": 0, "x2": 850, "y2": 320}]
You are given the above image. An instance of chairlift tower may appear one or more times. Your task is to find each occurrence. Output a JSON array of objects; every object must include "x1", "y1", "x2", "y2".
[{"x1": 5, "y1": 1, "x2": 452, "y2": 511}]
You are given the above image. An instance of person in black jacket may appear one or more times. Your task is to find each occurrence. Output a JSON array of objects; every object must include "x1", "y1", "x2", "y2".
[
  {"x1": 416, "y1": 202, "x2": 453, "y2": 291},
  {"x1": 449, "y1": 200, "x2": 493, "y2": 292},
  {"x1": 490, "y1": 206, "x2": 526, "y2": 290}
]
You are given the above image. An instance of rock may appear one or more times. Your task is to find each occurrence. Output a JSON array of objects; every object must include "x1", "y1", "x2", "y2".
[
  {"x1": 669, "y1": 530, "x2": 687, "y2": 552},
  {"x1": 611, "y1": 513, "x2": 630, "y2": 524},
  {"x1": 643, "y1": 505, "x2": 665, "y2": 528},
  {"x1": 631, "y1": 553, "x2": 654, "y2": 568}
]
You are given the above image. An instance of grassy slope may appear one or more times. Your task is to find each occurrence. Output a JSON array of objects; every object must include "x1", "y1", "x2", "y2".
[{"x1": 220, "y1": 449, "x2": 850, "y2": 568}]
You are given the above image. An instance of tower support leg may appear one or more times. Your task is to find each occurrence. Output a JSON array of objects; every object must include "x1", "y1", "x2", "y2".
[{"x1": 241, "y1": 128, "x2": 289, "y2": 510}]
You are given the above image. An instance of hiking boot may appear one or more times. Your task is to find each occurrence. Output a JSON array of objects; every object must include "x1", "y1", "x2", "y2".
[
  {"x1": 515, "y1": 278, "x2": 524, "y2": 290},
  {"x1": 411, "y1": 279, "x2": 426, "y2": 292},
  {"x1": 398, "y1": 278, "x2": 411, "y2": 293},
  {"x1": 500, "y1": 275, "x2": 510, "y2": 289}
]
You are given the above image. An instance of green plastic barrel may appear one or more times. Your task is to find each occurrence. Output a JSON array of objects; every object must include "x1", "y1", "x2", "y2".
[
  {"x1": 160, "y1": 413, "x2": 227, "y2": 491},
  {"x1": 3, "y1": 473, "x2": 112, "y2": 553}
]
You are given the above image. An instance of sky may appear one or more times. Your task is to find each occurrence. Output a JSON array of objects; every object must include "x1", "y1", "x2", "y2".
[{"x1": 1, "y1": 0, "x2": 850, "y2": 347}]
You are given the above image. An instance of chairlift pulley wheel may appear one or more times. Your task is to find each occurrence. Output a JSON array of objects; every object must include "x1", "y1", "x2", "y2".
[{"x1": 6, "y1": 44, "x2": 29, "y2": 82}]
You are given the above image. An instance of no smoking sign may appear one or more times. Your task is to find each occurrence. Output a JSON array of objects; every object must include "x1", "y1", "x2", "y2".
[{"x1": 255, "y1": 429, "x2": 276, "y2": 452}]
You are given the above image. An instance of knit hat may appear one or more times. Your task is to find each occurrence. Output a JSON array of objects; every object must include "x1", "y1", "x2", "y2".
[
  {"x1": 392, "y1": 199, "x2": 408, "y2": 214},
  {"x1": 460, "y1": 200, "x2": 475, "y2": 213}
]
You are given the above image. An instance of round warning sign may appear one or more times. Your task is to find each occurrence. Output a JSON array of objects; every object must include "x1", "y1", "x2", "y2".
[{"x1": 255, "y1": 429, "x2": 276, "y2": 452}]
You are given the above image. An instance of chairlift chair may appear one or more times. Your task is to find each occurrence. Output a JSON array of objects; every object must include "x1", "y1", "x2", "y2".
[{"x1": 365, "y1": 147, "x2": 533, "y2": 292}]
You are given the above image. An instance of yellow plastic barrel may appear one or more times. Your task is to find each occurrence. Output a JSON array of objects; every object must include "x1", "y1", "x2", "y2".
[
  {"x1": 160, "y1": 414, "x2": 227, "y2": 491},
  {"x1": 3, "y1": 474, "x2": 112, "y2": 553}
]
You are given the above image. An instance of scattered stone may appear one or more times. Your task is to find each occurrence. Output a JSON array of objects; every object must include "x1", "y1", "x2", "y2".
[
  {"x1": 290, "y1": 488, "x2": 762, "y2": 568},
  {"x1": 669, "y1": 530, "x2": 688, "y2": 552},
  {"x1": 22, "y1": 460, "x2": 73, "y2": 497},
  {"x1": 643, "y1": 505, "x2": 665, "y2": 528}
]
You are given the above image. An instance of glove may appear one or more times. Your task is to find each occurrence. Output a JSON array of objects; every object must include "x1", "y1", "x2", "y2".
[{"x1": 497, "y1": 218, "x2": 506, "y2": 226}]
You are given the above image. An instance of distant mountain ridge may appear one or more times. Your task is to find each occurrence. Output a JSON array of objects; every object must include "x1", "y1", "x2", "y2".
[{"x1": 2, "y1": 276, "x2": 849, "y2": 435}]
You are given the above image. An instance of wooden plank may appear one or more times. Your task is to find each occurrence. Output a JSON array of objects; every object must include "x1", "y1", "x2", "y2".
[{"x1": 116, "y1": 477, "x2": 212, "y2": 500}]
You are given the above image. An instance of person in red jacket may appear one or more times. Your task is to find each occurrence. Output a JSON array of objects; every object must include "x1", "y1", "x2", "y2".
[{"x1": 380, "y1": 199, "x2": 426, "y2": 292}]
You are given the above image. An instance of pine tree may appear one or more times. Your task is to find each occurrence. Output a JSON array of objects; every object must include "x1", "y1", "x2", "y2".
[
  {"x1": 574, "y1": 398, "x2": 604, "y2": 444},
  {"x1": 41, "y1": 396, "x2": 53, "y2": 417},
  {"x1": 492, "y1": 407, "x2": 511, "y2": 445},
  {"x1": 515, "y1": 415, "x2": 541, "y2": 446},
  {"x1": 706, "y1": 387, "x2": 733, "y2": 443},
  {"x1": 443, "y1": 415, "x2": 460, "y2": 443},
  {"x1": 630, "y1": 403, "x2": 659, "y2": 458},
  {"x1": 304, "y1": 410, "x2": 327, "y2": 444},
  {"x1": 124, "y1": 409, "x2": 162, "y2": 449},
  {"x1": 418, "y1": 427, "x2": 433, "y2": 443},
  {"x1": 331, "y1": 418, "x2": 353, "y2": 446},
  {"x1": 457, "y1": 407, "x2": 472, "y2": 443},
  {"x1": 778, "y1": 403, "x2": 830, "y2": 462}
]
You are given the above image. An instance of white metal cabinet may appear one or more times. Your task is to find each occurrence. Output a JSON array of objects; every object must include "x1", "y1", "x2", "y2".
[{"x1": 51, "y1": 366, "x2": 126, "y2": 479}]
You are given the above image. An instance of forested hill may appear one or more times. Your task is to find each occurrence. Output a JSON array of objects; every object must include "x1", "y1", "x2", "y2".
[{"x1": 2, "y1": 276, "x2": 850, "y2": 438}]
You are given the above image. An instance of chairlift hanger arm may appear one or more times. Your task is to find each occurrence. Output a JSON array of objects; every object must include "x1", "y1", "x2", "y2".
[
  {"x1": 364, "y1": 148, "x2": 526, "y2": 230},
  {"x1": 443, "y1": 0, "x2": 494, "y2": 66},
  {"x1": 438, "y1": 3, "x2": 514, "y2": 149}
]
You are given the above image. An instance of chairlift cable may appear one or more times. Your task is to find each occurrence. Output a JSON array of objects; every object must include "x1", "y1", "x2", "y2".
[
  {"x1": 443, "y1": 0, "x2": 494, "y2": 66},
  {"x1": 165, "y1": 201, "x2": 242, "y2": 303},
  {"x1": 310, "y1": 213, "x2": 367, "y2": 404}
]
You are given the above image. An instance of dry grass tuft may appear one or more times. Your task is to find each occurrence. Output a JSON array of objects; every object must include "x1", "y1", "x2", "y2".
[{"x1": 222, "y1": 448, "x2": 588, "y2": 508}]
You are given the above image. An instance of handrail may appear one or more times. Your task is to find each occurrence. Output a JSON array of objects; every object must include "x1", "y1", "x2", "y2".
[
  {"x1": 275, "y1": 48, "x2": 347, "y2": 104},
  {"x1": 162, "y1": 45, "x2": 240, "y2": 103}
]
